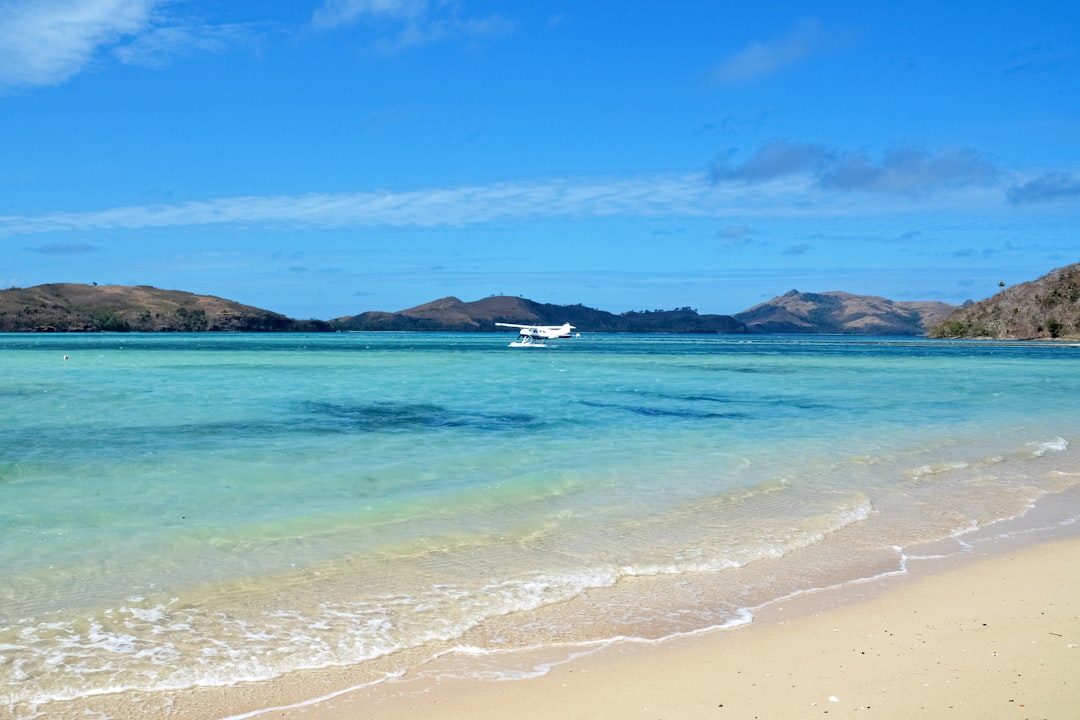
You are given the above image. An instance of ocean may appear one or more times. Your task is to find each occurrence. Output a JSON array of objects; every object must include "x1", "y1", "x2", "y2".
[{"x1": 2, "y1": 332, "x2": 1078, "y2": 719}]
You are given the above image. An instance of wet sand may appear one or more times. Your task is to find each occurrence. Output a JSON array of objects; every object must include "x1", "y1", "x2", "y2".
[{"x1": 255, "y1": 532, "x2": 1080, "y2": 720}]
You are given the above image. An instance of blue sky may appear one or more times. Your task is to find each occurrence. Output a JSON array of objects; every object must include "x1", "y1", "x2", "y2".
[{"x1": 1, "y1": 0, "x2": 1078, "y2": 319}]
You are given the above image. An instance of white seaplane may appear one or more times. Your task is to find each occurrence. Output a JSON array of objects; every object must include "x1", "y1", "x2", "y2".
[{"x1": 495, "y1": 322, "x2": 576, "y2": 347}]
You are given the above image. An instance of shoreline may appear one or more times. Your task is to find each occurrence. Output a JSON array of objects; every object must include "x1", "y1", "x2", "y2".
[
  {"x1": 17, "y1": 492, "x2": 1080, "y2": 720},
  {"x1": 16, "y1": 487, "x2": 1080, "y2": 720},
  {"x1": 215, "y1": 500, "x2": 1080, "y2": 720}
]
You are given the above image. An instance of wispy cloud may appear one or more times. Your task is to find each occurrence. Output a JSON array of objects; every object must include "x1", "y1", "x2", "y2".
[
  {"x1": 0, "y1": 0, "x2": 158, "y2": 89},
  {"x1": 311, "y1": 0, "x2": 513, "y2": 50},
  {"x1": 1006, "y1": 171, "x2": 1080, "y2": 204},
  {"x1": 112, "y1": 22, "x2": 264, "y2": 68},
  {"x1": 0, "y1": 157, "x2": 1046, "y2": 240},
  {"x1": 0, "y1": 0, "x2": 261, "y2": 90},
  {"x1": 818, "y1": 146, "x2": 999, "y2": 195},
  {"x1": 0, "y1": 178, "x2": 720, "y2": 236},
  {"x1": 1003, "y1": 45, "x2": 1070, "y2": 75},
  {"x1": 711, "y1": 18, "x2": 845, "y2": 84},
  {"x1": 313, "y1": 0, "x2": 426, "y2": 27},
  {"x1": 714, "y1": 224, "x2": 754, "y2": 245},
  {"x1": 25, "y1": 241, "x2": 98, "y2": 255},
  {"x1": 710, "y1": 140, "x2": 833, "y2": 183},
  {"x1": 951, "y1": 247, "x2": 999, "y2": 259},
  {"x1": 711, "y1": 141, "x2": 999, "y2": 197},
  {"x1": 694, "y1": 112, "x2": 771, "y2": 137}
]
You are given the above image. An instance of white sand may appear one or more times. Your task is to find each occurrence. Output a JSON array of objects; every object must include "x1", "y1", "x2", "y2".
[{"x1": 272, "y1": 535, "x2": 1080, "y2": 720}]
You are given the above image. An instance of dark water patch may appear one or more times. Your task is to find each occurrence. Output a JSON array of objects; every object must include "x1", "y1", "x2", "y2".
[
  {"x1": 664, "y1": 364, "x2": 801, "y2": 374},
  {"x1": 626, "y1": 390, "x2": 839, "y2": 416},
  {"x1": 679, "y1": 394, "x2": 734, "y2": 403},
  {"x1": 0, "y1": 419, "x2": 292, "y2": 462},
  {"x1": 759, "y1": 397, "x2": 840, "y2": 411},
  {"x1": 634, "y1": 391, "x2": 746, "y2": 405},
  {"x1": 157, "y1": 362, "x2": 300, "y2": 372},
  {"x1": 579, "y1": 400, "x2": 751, "y2": 420},
  {"x1": 0, "y1": 402, "x2": 547, "y2": 467},
  {"x1": 0, "y1": 385, "x2": 50, "y2": 398},
  {"x1": 725, "y1": 366, "x2": 799, "y2": 374},
  {"x1": 301, "y1": 401, "x2": 543, "y2": 433}
]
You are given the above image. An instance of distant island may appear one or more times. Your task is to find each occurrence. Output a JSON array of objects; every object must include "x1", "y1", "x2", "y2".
[
  {"x1": 928, "y1": 263, "x2": 1080, "y2": 340},
  {"x1": 0, "y1": 284, "x2": 330, "y2": 333},
  {"x1": 2, "y1": 262, "x2": 1077, "y2": 339},
  {"x1": 331, "y1": 295, "x2": 747, "y2": 334},
  {"x1": 330, "y1": 292, "x2": 954, "y2": 336},
  {"x1": 733, "y1": 291, "x2": 953, "y2": 335},
  {"x1": 0, "y1": 284, "x2": 951, "y2": 335}
]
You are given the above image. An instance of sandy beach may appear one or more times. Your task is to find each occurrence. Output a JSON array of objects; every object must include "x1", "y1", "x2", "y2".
[
  {"x1": 251, "y1": 531, "x2": 1080, "y2": 720},
  {"x1": 23, "y1": 512, "x2": 1080, "y2": 720}
]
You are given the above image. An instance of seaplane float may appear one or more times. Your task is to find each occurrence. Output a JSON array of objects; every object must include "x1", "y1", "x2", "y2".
[{"x1": 495, "y1": 322, "x2": 577, "y2": 347}]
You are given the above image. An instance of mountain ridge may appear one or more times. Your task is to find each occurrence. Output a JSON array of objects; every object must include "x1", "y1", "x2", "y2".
[
  {"x1": 929, "y1": 263, "x2": 1080, "y2": 339},
  {"x1": 0, "y1": 282, "x2": 966, "y2": 335},
  {"x1": 0, "y1": 283, "x2": 329, "y2": 333},
  {"x1": 331, "y1": 295, "x2": 748, "y2": 333},
  {"x1": 735, "y1": 290, "x2": 955, "y2": 335}
]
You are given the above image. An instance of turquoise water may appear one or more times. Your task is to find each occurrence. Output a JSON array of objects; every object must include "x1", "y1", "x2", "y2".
[{"x1": 2, "y1": 333, "x2": 1079, "y2": 716}]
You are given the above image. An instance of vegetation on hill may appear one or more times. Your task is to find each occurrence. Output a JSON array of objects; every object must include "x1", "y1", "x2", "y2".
[
  {"x1": 733, "y1": 290, "x2": 955, "y2": 335},
  {"x1": 929, "y1": 263, "x2": 1080, "y2": 339},
  {"x1": 330, "y1": 296, "x2": 747, "y2": 333},
  {"x1": 0, "y1": 284, "x2": 329, "y2": 332},
  {"x1": 14, "y1": 274, "x2": 1073, "y2": 339}
]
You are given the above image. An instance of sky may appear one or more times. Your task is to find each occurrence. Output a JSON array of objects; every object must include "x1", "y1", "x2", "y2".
[{"x1": 1, "y1": 0, "x2": 1078, "y2": 320}]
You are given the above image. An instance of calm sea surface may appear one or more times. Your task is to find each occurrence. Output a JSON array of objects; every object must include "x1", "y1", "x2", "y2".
[{"x1": 2, "y1": 332, "x2": 1078, "y2": 717}]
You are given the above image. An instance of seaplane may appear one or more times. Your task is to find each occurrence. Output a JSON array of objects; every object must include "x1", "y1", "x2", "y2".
[{"x1": 495, "y1": 322, "x2": 576, "y2": 347}]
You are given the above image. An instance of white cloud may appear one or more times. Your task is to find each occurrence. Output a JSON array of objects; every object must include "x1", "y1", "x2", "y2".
[
  {"x1": 112, "y1": 22, "x2": 262, "y2": 68},
  {"x1": 312, "y1": 0, "x2": 428, "y2": 29},
  {"x1": 710, "y1": 140, "x2": 833, "y2": 183},
  {"x1": 712, "y1": 18, "x2": 840, "y2": 84},
  {"x1": 1003, "y1": 45, "x2": 1070, "y2": 75},
  {"x1": 712, "y1": 142, "x2": 1000, "y2": 197},
  {"x1": 25, "y1": 241, "x2": 98, "y2": 255},
  {"x1": 1006, "y1": 171, "x2": 1080, "y2": 204},
  {"x1": 0, "y1": 168, "x2": 1022, "y2": 240},
  {"x1": 715, "y1": 224, "x2": 754, "y2": 245},
  {"x1": 0, "y1": 178, "x2": 713, "y2": 235},
  {"x1": 818, "y1": 146, "x2": 999, "y2": 195},
  {"x1": 0, "y1": 0, "x2": 158, "y2": 89},
  {"x1": 311, "y1": 0, "x2": 513, "y2": 51}
]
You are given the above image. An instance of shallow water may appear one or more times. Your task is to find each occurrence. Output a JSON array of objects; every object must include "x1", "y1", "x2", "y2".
[{"x1": 2, "y1": 332, "x2": 1078, "y2": 717}]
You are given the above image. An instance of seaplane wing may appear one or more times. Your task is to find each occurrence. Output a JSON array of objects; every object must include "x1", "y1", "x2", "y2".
[{"x1": 495, "y1": 322, "x2": 575, "y2": 339}]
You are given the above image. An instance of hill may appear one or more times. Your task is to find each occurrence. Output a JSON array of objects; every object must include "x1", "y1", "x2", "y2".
[
  {"x1": 331, "y1": 296, "x2": 748, "y2": 333},
  {"x1": 0, "y1": 284, "x2": 960, "y2": 335},
  {"x1": 929, "y1": 263, "x2": 1080, "y2": 339},
  {"x1": 0, "y1": 284, "x2": 329, "y2": 332},
  {"x1": 733, "y1": 290, "x2": 956, "y2": 335}
]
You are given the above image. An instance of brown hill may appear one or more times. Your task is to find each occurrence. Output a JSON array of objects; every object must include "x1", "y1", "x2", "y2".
[
  {"x1": 929, "y1": 263, "x2": 1080, "y2": 339},
  {"x1": 0, "y1": 283, "x2": 328, "y2": 332},
  {"x1": 2, "y1": 283, "x2": 972, "y2": 335},
  {"x1": 332, "y1": 296, "x2": 541, "y2": 331},
  {"x1": 734, "y1": 290, "x2": 955, "y2": 335},
  {"x1": 332, "y1": 296, "x2": 747, "y2": 333}
]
